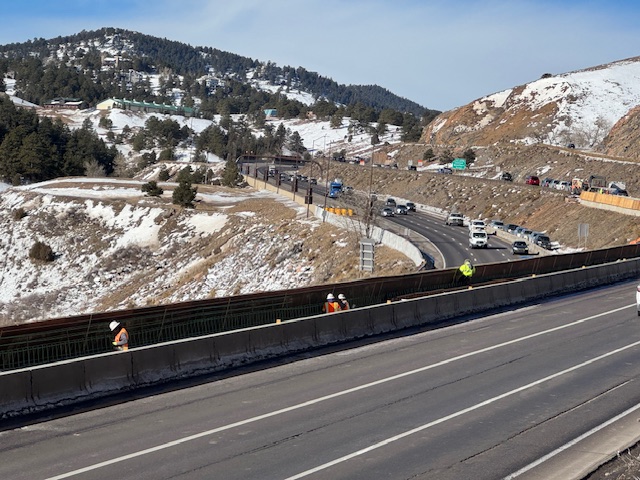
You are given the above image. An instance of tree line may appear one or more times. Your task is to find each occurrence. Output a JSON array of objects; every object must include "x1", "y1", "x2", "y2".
[
  {"x1": 0, "y1": 28, "x2": 440, "y2": 126},
  {"x1": 0, "y1": 97, "x2": 116, "y2": 184}
]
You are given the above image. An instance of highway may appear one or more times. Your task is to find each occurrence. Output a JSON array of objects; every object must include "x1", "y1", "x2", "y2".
[
  {"x1": 388, "y1": 210, "x2": 515, "y2": 268},
  {"x1": 2, "y1": 280, "x2": 639, "y2": 480},
  {"x1": 261, "y1": 163, "x2": 517, "y2": 268}
]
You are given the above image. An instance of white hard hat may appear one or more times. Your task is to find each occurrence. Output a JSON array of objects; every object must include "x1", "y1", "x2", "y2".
[
  {"x1": 109, "y1": 321, "x2": 120, "y2": 332},
  {"x1": 326, "y1": 293, "x2": 335, "y2": 301},
  {"x1": 338, "y1": 294, "x2": 346, "y2": 300}
]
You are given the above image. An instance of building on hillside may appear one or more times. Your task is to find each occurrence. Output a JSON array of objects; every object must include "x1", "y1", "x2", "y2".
[
  {"x1": 264, "y1": 108, "x2": 278, "y2": 117},
  {"x1": 43, "y1": 97, "x2": 83, "y2": 110},
  {"x1": 96, "y1": 98, "x2": 198, "y2": 117}
]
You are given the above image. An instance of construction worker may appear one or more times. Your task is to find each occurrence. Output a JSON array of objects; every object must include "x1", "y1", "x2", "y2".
[
  {"x1": 457, "y1": 259, "x2": 476, "y2": 284},
  {"x1": 109, "y1": 321, "x2": 129, "y2": 351},
  {"x1": 337, "y1": 293, "x2": 350, "y2": 310},
  {"x1": 322, "y1": 293, "x2": 342, "y2": 313}
]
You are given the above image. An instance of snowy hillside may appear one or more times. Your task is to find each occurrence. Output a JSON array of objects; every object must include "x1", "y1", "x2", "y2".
[
  {"x1": 0, "y1": 177, "x2": 386, "y2": 325},
  {"x1": 423, "y1": 56, "x2": 640, "y2": 149}
]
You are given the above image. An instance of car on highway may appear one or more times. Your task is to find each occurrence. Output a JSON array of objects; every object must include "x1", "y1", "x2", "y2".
[
  {"x1": 500, "y1": 172, "x2": 513, "y2": 181},
  {"x1": 489, "y1": 220, "x2": 504, "y2": 230},
  {"x1": 438, "y1": 167, "x2": 453, "y2": 174},
  {"x1": 309, "y1": 178, "x2": 318, "y2": 185},
  {"x1": 406, "y1": 202, "x2": 416, "y2": 212},
  {"x1": 525, "y1": 175, "x2": 540, "y2": 186},
  {"x1": 469, "y1": 230, "x2": 488, "y2": 248},
  {"x1": 637, "y1": 284, "x2": 640, "y2": 316},
  {"x1": 385, "y1": 198, "x2": 397, "y2": 207},
  {"x1": 505, "y1": 224, "x2": 520, "y2": 234},
  {"x1": 518, "y1": 228, "x2": 533, "y2": 239},
  {"x1": 611, "y1": 187, "x2": 629, "y2": 196},
  {"x1": 380, "y1": 207, "x2": 395, "y2": 217},
  {"x1": 446, "y1": 212, "x2": 464, "y2": 226},
  {"x1": 512, "y1": 240, "x2": 529, "y2": 255},
  {"x1": 469, "y1": 219, "x2": 486, "y2": 231},
  {"x1": 395, "y1": 205, "x2": 408, "y2": 215},
  {"x1": 533, "y1": 234, "x2": 552, "y2": 250}
]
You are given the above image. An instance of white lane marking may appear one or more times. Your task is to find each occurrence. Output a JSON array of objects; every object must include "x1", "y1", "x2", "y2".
[
  {"x1": 46, "y1": 304, "x2": 635, "y2": 479},
  {"x1": 286, "y1": 339, "x2": 640, "y2": 479},
  {"x1": 504, "y1": 396, "x2": 640, "y2": 478}
]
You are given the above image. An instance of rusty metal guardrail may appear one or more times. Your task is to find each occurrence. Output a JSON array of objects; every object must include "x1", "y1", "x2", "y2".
[{"x1": 1, "y1": 244, "x2": 639, "y2": 371}]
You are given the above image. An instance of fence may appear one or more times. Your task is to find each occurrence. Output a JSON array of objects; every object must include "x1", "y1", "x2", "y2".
[{"x1": 1, "y1": 244, "x2": 639, "y2": 370}]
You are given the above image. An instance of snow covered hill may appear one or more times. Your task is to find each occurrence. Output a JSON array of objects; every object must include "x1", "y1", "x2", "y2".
[
  {"x1": 0, "y1": 176, "x2": 415, "y2": 326},
  {"x1": 422, "y1": 56, "x2": 640, "y2": 150}
]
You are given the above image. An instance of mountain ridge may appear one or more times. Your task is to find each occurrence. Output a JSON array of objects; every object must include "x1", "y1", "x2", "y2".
[{"x1": 0, "y1": 27, "x2": 434, "y2": 118}]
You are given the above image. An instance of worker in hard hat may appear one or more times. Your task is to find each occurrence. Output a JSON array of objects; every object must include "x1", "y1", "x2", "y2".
[
  {"x1": 109, "y1": 321, "x2": 129, "y2": 351},
  {"x1": 322, "y1": 293, "x2": 342, "y2": 313},
  {"x1": 337, "y1": 293, "x2": 350, "y2": 310},
  {"x1": 457, "y1": 259, "x2": 476, "y2": 284}
]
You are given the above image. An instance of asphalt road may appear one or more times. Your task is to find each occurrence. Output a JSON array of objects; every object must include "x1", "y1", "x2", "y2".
[
  {"x1": 252, "y1": 163, "x2": 517, "y2": 268},
  {"x1": 2, "y1": 281, "x2": 639, "y2": 480},
  {"x1": 388, "y1": 210, "x2": 515, "y2": 268}
]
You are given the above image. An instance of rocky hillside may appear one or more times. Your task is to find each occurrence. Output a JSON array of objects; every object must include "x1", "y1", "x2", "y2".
[
  {"x1": 600, "y1": 104, "x2": 640, "y2": 157},
  {"x1": 309, "y1": 142, "x2": 640, "y2": 251},
  {"x1": 420, "y1": 56, "x2": 640, "y2": 151}
]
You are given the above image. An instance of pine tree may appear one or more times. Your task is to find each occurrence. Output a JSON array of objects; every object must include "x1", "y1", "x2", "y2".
[
  {"x1": 141, "y1": 180, "x2": 164, "y2": 197},
  {"x1": 462, "y1": 148, "x2": 476, "y2": 165},
  {"x1": 222, "y1": 157, "x2": 242, "y2": 187},
  {"x1": 172, "y1": 179, "x2": 197, "y2": 208}
]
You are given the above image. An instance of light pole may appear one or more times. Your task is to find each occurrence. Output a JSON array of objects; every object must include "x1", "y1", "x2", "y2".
[
  {"x1": 366, "y1": 139, "x2": 376, "y2": 238},
  {"x1": 322, "y1": 140, "x2": 331, "y2": 221}
]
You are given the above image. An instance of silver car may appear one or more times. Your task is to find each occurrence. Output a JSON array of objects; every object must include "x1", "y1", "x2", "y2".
[{"x1": 380, "y1": 207, "x2": 395, "y2": 217}]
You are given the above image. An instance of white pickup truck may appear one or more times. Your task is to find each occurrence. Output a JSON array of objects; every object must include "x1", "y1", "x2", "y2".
[{"x1": 445, "y1": 212, "x2": 464, "y2": 226}]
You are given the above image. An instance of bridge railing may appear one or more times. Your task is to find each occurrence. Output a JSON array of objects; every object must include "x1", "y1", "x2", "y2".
[{"x1": 1, "y1": 244, "x2": 639, "y2": 370}]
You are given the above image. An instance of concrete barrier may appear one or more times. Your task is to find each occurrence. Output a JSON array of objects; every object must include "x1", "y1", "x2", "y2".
[
  {"x1": 0, "y1": 370, "x2": 31, "y2": 416},
  {"x1": 2, "y1": 258, "x2": 640, "y2": 419}
]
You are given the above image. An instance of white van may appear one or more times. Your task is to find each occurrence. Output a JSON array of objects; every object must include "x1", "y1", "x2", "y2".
[
  {"x1": 469, "y1": 219, "x2": 486, "y2": 231},
  {"x1": 469, "y1": 230, "x2": 488, "y2": 248}
]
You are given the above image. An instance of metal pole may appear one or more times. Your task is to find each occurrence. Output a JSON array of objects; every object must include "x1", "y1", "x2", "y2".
[
  {"x1": 322, "y1": 137, "x2": 329, "y2": 220},
  {"x1": 367, "y1": 140, "x2": 375, "y2": 238}
]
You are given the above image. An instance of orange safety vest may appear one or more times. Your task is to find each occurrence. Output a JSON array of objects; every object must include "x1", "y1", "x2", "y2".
[
  {"x1": 322, "y1": 301, "x2": 341, "y2": 313},
  {"x1": 114, "y1": 327, "x2": 129, "y2": 350}
]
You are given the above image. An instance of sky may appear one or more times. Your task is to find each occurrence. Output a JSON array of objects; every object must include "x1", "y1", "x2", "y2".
[{"x1": 2, "y1": 1, "x2": 640, "y2": 111}]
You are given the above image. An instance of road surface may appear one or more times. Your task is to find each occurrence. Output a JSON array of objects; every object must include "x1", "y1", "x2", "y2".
[{"x1": 1, "y1": 281, "x2": 639, "y2": 480}]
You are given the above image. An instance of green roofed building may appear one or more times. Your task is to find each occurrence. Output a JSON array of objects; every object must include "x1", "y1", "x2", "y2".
[{"x1": 96, "y1": 98, "x2": 198, "y2": 117}]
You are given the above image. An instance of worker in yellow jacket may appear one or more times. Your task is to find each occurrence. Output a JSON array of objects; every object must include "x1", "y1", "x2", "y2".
[{"x1": 457, "y1": 259, "x2": 476, "y2": 284}]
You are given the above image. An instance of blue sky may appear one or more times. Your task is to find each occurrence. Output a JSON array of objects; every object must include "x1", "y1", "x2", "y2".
[{"x1": 2, "y1": 0, "x2": 640, "y2": 111}]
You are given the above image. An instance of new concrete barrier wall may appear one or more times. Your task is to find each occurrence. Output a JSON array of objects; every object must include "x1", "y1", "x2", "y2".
[{"x1": 2, "y1": 258, "x2": 640, "y2": 419}]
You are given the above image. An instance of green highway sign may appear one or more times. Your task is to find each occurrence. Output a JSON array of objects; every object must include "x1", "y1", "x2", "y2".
[{"x1": 452, "y1": 158, "x2": 466, "y2": 170}]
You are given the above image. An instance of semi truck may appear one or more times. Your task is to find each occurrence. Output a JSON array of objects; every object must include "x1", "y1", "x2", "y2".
[{"x1": 328, "y1": 179, "x2": 343, "y2": 198}]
